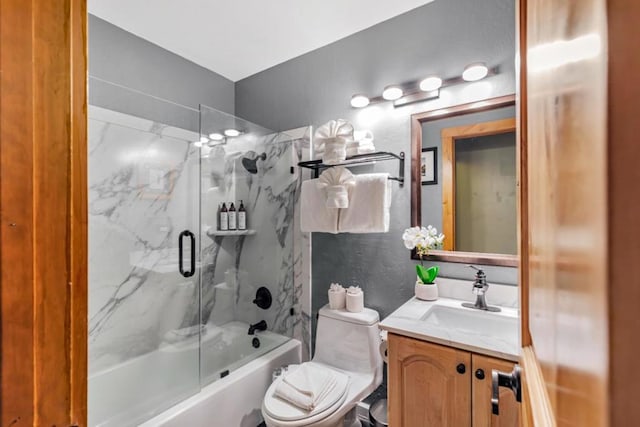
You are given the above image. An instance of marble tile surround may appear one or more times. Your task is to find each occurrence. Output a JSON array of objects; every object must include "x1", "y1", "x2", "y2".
[{"x1": 88, "y1": 105, "x2": 312, "y2": 373}]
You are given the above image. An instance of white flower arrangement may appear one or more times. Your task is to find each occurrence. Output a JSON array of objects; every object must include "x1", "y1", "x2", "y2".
[
  {"x1": 402, "y1": 225, "x2": 445, "y2": 257},
  {"x1": 402, "y1": 225, "x2": 445, "y2": 285}
]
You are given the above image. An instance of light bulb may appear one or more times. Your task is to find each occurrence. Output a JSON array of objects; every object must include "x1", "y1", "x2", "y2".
[
  {"x1": 350, "y1": 94, "x2": 370, "y2": 108},
  {"x1": 382, "y1": 85, "x2": 403, "y2": 101},
  {"x1": 209, "y1": 133, "x2": 225, "y2": 141},
  {"x1": 224, "y1": 129, "x2": 241, "y2": 137},
  {"x1": 462, "y1": 63, "x2": 489, "y2": 82},
  {"x1": 419, "y1": 76, "x2": 443, "y2": 92}
]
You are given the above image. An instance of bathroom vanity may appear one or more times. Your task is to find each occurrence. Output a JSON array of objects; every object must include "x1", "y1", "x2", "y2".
[{"x1": 380, "y1": 297, "x2": 520, "y2": 427}]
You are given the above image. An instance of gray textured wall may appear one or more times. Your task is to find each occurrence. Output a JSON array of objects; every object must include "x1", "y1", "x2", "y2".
[
  {"x1": 235, "y1": 0, "x2": 517, "y2": 324},
  {"x1": 89, "y1": 14, "x2": 235, "y2": 130}
]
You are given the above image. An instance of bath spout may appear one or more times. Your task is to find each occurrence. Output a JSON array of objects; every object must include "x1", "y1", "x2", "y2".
[{"x1": 248, "y1": 320, "x2": 267, "y2": 335}]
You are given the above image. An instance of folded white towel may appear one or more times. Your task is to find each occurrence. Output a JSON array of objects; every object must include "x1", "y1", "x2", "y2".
[
  {"x1": 314, "y1": 119, "x2": 354, "y2": 164},
  {"x1": 300, "y1": 179, "x2": 339, "y2": 233},
  {"x1": 317, "y1": 167, "x2": 355, "y2": 208},
  {"x1": 353, "y1": 129, "x2": 374, "y2": 143},
  {"x1": 274, "y1": 364, "x2": 338, "y2": 411},
  {"x1": 339, "y1": 173, "x2": 391, "y2": 233},
  {"x1": 346, "y1": 144, "x2": 376, "y2": 157}
]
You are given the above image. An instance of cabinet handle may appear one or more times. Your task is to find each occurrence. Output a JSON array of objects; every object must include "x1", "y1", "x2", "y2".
[
  {"x1": 475, "y1": 369, "x2": 485, "y2": 380},
  {"x1": 456, "y1": 363, "x2": 466, "y2": 374},
  {"x1": 491, "y1": 366, "x2": 522, "y2": 415}
]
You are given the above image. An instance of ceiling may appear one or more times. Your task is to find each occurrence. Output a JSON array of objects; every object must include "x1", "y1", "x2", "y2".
[{"x1": 88, "y1": 0, "x2": 435, "y2": 82}]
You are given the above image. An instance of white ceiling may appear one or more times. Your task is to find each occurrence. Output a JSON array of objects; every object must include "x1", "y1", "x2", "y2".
[{"x1": 88, "y1": 0, "x2": 434, "y2": 82}]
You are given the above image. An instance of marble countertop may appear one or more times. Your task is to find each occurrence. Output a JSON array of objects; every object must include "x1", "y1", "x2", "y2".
[{"x1": 379, "y1": 297, "x2": 520, "y2": 362}]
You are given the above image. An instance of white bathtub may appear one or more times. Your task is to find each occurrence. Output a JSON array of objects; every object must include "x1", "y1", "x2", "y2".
[{"x1": 89, "y1": 322, "x2": 301, "y2": 427}]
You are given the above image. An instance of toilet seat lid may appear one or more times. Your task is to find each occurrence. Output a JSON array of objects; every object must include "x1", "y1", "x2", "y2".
[{"x1": 263, "y1": 363, "x2": 349, "y2": 422}]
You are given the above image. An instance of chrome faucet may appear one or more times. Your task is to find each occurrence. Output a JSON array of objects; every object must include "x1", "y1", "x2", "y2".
[{"x1": 461, "y1": 265, "x2": 501, "y2": 312}]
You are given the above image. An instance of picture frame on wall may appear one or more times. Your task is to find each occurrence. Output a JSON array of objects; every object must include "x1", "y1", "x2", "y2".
[{"x1": 421, "y1": 147, "x2": 437, "y2": 185}]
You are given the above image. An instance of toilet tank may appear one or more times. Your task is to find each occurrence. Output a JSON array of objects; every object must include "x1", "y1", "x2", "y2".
[{"x1": 313, "y1": 305, "x2": 382, "y2": 376}]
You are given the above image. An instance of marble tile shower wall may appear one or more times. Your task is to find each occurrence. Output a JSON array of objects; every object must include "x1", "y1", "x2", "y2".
[{"x1": 88, "y1": 106, "x2": 311, "y2": 373}]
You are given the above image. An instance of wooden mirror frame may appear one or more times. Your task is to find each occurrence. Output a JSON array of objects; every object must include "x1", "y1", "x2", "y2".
[{"x1": 410, "y1": 94, "x2": 518, "y2": 267}]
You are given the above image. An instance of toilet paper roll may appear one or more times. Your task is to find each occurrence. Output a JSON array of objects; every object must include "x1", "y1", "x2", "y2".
[
  {"x1": 328, "y1": 289, "x2": 346, "y2": 310},
  {"x1": 346, "y1": 291, "x2": 364, "y2": 313},
  {"x1": 379, "y1": 340, "x2": 389, "y2": 364}
]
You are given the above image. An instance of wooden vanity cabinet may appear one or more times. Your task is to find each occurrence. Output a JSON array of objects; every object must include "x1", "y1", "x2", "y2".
[
  {"x1": 388, "y1": 333, "x2": 519, "y2": 427},
  {"x1": 472, "y1": 354, "x2": 520, "y2": 427}
]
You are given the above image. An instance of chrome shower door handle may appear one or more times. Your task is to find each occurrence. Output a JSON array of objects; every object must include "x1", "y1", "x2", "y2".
[
  {"x1": 491, "y1": 365, "x2": 522, "y2": 415},
  {"x1": 178, "y1": 230, "x2": 196, "y2": 278}
]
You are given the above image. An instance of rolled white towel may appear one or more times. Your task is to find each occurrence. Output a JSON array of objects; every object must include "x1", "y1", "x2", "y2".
[{"x1": 317, "y1": 167, "x2": 355, "y2": 208}]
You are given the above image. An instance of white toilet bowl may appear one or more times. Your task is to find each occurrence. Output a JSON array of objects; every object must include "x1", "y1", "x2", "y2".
[{"x1": 261, "y1": 306, "x2": 383, "y2": 427}]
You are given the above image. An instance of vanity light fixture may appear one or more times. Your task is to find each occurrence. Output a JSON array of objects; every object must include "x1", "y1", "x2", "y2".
[
  {"x1": 382, "y1": 85, "x2": 403, "y2": 101},
  {"x1": 462, "y1": 62, "x2": 489, "y2": 82},
  {"x1": 350, "y1": 94, "x2": 370, "y2": 108},
  {"x1": 419, "y1": 76, "x2": 443, "y2": 92},
  {"x1": 349, "y1": 62, "x2": 495, "y2": 108},
  {"x1": 224, "y1": 128, "x2": 241, "y2": 137},
  {"x1": 209, "y1": 133, "x2": 225, "y2": 141}
]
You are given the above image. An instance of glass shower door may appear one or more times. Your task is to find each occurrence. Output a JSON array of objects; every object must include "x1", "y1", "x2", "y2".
[
  {"x1": 87, "y1": 105, "x2": 201, "y2": 427},
  {"x1": 198, "y1": 105, "x2": 301, "y2": 386}
]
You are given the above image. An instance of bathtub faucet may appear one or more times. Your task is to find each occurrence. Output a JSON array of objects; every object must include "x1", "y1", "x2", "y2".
[{"x1": 248, "y1": 320, "x2": 268, "y2": 335}]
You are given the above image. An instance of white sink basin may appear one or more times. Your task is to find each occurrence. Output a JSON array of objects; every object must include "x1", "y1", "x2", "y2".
[{"x1": 421, "y1": 305, "x2": 518, "y2": 342}]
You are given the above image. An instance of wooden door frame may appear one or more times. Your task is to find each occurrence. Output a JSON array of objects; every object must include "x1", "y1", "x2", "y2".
[
  {"x1": 440, "y1": 117, "x2": 517, "y2": 253},
  {"x1": 0, "y1": 0, "x2": 88, "y2": 425}
]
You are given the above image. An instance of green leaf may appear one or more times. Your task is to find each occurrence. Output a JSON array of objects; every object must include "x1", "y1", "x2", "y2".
[{"x1": 416, "y1": 265, "x2": 439, "y2": 284}]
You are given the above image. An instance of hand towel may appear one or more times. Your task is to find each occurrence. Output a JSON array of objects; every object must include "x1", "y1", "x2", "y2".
[
  {"x1": 274, "y1": 364, "x2": 338, "y2": 411},
  {"x1": 314, "y1": 119, "x2": 354, "y2": 164},
  {"x1": 300, "y1": 179, "x2": 339, "y2": 233},
  {"x1": 317, "y1": 167, "x2": 355, "y2": 208},
  {"x1": 338, "y1": 173, "x2": 391, "y2": 233}
]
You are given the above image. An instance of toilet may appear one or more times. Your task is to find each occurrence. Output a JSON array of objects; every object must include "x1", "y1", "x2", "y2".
[{"x1": 261, "y1": 305, "x2": 383, "y2": 427}]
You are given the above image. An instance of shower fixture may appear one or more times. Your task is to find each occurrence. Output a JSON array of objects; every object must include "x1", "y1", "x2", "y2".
[{"x1": 241, "y1": 152, "x2": 267, "y2": 174}]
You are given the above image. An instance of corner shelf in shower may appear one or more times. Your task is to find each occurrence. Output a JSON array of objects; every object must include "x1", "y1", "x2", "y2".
[
  {"x1": 206, "y1": 229, "x2": 257, "y2": 239},
  {"x1": 297, "y1": 151, "x2": 405, "y2": 186}
]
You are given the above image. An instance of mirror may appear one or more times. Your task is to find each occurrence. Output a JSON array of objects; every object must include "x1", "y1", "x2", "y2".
[{"x1": 410, "y1": 95, "x2": 518, "y2": 266}]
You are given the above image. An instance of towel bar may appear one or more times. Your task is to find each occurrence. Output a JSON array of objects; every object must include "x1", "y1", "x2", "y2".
[{"x1": 297, "y1": 151, "x2": 405, "y2": 186}]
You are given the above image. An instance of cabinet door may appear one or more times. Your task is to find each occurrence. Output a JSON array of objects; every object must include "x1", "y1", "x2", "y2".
[
  {"x1": 471, "y1": 354, "x2": 519, "y2": 427},
  {"x1": 388, "y1": 334, "x2": 471, "y2": 427}
]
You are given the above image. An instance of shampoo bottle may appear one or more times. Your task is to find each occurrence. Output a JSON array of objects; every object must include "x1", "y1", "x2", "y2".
[
  {"x1": 238, "y1": 200, "x2": 247, "y2": 230},
  {"x1": 228, "y1": 202, "x2": 237, "y2": 230},
  {"x1": 220, "y1": 203, "x2": 228, "y2": 231}
]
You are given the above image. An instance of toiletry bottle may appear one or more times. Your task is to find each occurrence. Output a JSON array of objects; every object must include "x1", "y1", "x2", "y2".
[
  {"x1": 216, "y1": 203, "x2": 221, "y2": 230},
  {"x1": 238, "y1": 200, "x2": 247, "y2": 230},
  {"x1": 228, "y1": 202, "x2": 237, "y2": 230},
  {"x1": 220, "y1": 203, "x2": 229, "y2": 231}
]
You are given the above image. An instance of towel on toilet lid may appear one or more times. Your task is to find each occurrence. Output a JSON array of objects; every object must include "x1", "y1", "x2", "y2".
[{"x1": 274, "y1": 363, "x2": 338, "y2": 411}]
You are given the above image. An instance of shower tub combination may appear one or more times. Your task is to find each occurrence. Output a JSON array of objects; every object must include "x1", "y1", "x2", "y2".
[
  {"x1": 89, "y1": 324, "x2": 300, "y2": 427},
  {"x1": 88, "y1": 101, "x2": 311, "y2": 426}
]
